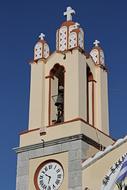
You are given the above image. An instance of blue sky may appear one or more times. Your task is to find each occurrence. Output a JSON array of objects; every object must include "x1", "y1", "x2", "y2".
[{"x1": 0, "y1": 0, "x2": 127, "y2": 189}]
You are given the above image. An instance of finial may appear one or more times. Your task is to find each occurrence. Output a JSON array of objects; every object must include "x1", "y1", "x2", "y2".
[
  {"x1": 93, "y1": 40, "x2": 100, "y2": 47},
  {"x1": 64, "y1": 6, "x2": 75, "y2": 21},
  {"x1": 39, "y1": 33, "x2": 45, "y2": 40}
]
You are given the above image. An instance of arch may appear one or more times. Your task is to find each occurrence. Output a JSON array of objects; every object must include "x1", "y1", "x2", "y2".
[
  {"x1": 49, "y1": 64, "x2": 65, "y2": 125},
  {"x1": 87, "y1": 66, "x2": 94, "y2": 126}
]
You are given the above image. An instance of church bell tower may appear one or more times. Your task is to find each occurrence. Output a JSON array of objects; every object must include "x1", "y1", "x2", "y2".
[{"x1": 15, "y1": 7, "x2": 114, "y2": 190}]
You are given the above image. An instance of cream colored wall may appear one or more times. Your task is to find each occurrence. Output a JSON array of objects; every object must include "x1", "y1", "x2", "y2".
[
  {"x1": 80, "y1": 121, "x2": 113, "y2": 147},
  {"x1": 29, "y1": 152, "x2": 68, "y2": 190},
  {"x1": 88, "y1": 81, "x2": 93, "y2": 125},
  {"x1": 44, "y1": 74, "x2": 49, "y2": 126},
  {"x1": 44, "y1": 50, "x2": 88, "y2": 125},
  {"x1": 86, "y1": 58, "x2": 96, "y2": 78},
  {"x1": 28, "y1": 49, "x2": 109, "y2": 145},
  {"x1": 86, "y1": 57, "x2": 109, "y2": 135},
  {"x1": 83, "y1": 56, "x2": 109, "y2": 135},
  {"x1": 28, "y1": 61, "x2": 45, "y2": 130},
  {"x1": 44, "y1": 50, "x2": 106, "y2": 126},
  {"x1": 101, "y1": 69, "x2": 109, "y2": 134},
  {"x1": 20, "y1": 120, "x2": 114, "y2": 148},
  {"x1": 44, "y1": 52, "x2": 66, "y2": 126},
  {"x1": 20, "y1": 120, "x2": 81, "y2": 146},
  {"x1": 78, "y1": 52, "x2": 87, "y2": 121},
  {"x1": 82, "y1": 141, "x2": 127, "y2": 190},
  {"x1": 94, "y1": 66, "x2": 109, "y2": 134},
  {"x1": 64, "y1": 50, "x2": 79, "y2": 121}
]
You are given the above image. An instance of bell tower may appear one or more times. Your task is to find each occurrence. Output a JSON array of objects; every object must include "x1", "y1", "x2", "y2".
[{"x1": 15, "y1": 7, "x2": 114, "y2": 190}]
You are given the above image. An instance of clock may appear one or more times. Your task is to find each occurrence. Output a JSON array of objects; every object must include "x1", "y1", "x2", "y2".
[{"x1": 34, "y1": 160, "x2": 64, "y2": 190}]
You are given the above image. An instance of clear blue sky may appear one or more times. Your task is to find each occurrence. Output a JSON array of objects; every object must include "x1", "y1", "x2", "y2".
[{"x1": 0, "y1": 0, "x2": 127, "y2": 189}]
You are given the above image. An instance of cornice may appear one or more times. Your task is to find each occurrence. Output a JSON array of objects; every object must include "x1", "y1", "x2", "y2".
[{"x1": 14, "y1": 134, "x2": 104, "y2": 154}]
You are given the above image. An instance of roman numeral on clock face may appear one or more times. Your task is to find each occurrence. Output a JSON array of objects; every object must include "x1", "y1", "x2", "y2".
[
  {"x1": 57, "y1": 174, "x2": 61, "y2": 179},
  {"x1": 55, "y1": 179, "x2": 60, "y2": 185},
  {"x1": 56, "y1": 169, "x2": 60, "y2": 173},
  {"x1": 49, "y1": 164, "x2": 52, "y2": 169}
]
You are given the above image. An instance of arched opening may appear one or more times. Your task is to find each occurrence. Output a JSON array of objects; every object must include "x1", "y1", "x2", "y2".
[
  {"x1": 87, "y1": 66, "x2": 94, "y2": 126},
  {"x1": 49, "y1": 64, "x2": 65, "y2": 125}
]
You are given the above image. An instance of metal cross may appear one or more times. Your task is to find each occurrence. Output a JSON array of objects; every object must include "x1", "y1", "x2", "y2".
[
  {"x1": 64, "y1": 6, "x2": 75, "y2": 21},
  {"x1": 39, "y1": 33, "x2": 45, "y2": 40},
  {"x1": 93, "y1": 40, "x2": 100, "y2": 47}
]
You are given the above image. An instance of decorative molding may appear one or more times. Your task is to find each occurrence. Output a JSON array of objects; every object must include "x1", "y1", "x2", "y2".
[{"x1": 14, "y1": 134, "x2": 104, "y2": 154}]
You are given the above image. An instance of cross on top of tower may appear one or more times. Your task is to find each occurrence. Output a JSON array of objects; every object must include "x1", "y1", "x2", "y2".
[
  {"x1": 93, "y1": 40, "x2": 100, "y2": 47},
  {"x1": 39, "y1": 33, "x2": 45, "y2": 40},
  {"x1": 64, "y1": 6, "x2": 75, "y2": 21}
]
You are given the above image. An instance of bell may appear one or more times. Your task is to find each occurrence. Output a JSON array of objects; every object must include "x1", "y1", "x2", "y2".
[
  {"x1": 54, "y1": 85, "x2": 64, "y2": 123},
  {"x1": 55, "y1": 93, "x2": 63, "y2": 107},
  {"x1": 58, "y1": 85, "x2": 64, "y2": 93},
  {"x1": 55, "y1": 86, "x2": 64, "y2": 107}
]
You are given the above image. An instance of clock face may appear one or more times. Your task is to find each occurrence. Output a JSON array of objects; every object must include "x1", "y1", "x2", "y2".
[{"x1": 34, "y1": 160, "x2": 64, "y2": 190}]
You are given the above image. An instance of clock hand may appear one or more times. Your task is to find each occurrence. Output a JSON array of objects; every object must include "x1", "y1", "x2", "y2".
[
  {"x1": 45, "y1": 173, "x2": 51, "y2": 178},
  {"x1": 42, "y1": 171, "x2": 50, "y2": 178},
  {"x1": 42, "y1": 171, "x2": 51, "y2": 182},
  {"x1": 48, "y1": 176, "x2": 51, "y2": 184}
]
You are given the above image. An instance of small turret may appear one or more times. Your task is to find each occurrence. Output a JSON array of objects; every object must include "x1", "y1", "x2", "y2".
[
  {"x1": 34, "y1": 33, "x2": 50, "y2": 61},
  {"x1": 90, "y1": 40, "x2": 105, "y2": 66}
]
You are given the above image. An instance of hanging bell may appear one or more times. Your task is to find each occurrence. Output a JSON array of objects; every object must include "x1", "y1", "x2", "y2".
[
  {"x1": 55, "y1": 86, "x2": 64, "y2": 107},
  {"x1": 55, "y1": 93, "x2": 64, "y2": 107}
]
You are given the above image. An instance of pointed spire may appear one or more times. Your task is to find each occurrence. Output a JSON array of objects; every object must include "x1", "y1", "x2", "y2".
[
  {"x1": 93, "y1": 40, "x2": 100, "y2": 47},
  {"x1": 39, "y1": 33, "x2": 45, "y2": 40},
  {"x1": 64, "y1": 6, "x2": 75, "y2": 21}
]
